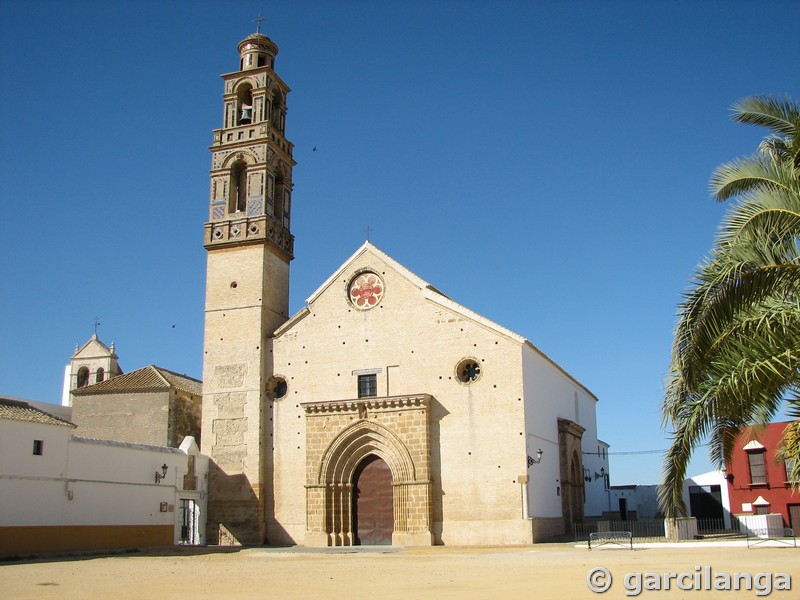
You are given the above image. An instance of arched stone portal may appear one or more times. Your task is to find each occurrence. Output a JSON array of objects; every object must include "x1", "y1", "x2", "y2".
[
  {"x1": 303, "y1": 395, "x2": 434, "y2": 547},
  {"x1": 558, "y1": 418, "x2": 586, "y2": 531}
]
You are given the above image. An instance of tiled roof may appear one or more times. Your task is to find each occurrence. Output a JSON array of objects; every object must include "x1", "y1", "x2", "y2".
[
  {"x1": 71, "y1": 365, "x2": 202, "y2": 397},
  {"x1": 0, "y1": 397, "x2": 76, "y2": 428}
]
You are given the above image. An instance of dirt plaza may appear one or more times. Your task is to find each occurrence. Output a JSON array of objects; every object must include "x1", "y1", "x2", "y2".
[{"x1": 1, "y1": 542, "x2": 797, "y2": 599}]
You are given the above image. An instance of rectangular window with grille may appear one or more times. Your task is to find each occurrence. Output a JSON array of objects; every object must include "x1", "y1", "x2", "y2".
[
  {"x1": 747, "y1": 451, "x2": 767, "y2": 485},
  {"x1": 785, "y1": 459, "x2": 797, "y2": 484},
  {"x1": 32, "y1": 440, "x2": 43, "y2": 455},
  {"x1": 358, "y1": 374, "x2": 377, "y2": 398}
]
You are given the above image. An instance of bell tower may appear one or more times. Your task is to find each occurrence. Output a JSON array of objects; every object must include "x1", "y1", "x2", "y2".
[{"x1": 201, "y1": 28, "x2": 295, "y2": 545}]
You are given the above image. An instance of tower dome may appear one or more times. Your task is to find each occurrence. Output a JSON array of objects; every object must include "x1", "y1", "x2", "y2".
[{"x1": 238, "y1": 32, "x2": 278, "y2": 71}]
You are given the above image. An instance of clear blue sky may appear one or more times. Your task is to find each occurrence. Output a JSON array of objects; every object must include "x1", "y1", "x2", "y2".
[{"x1": 1, "y1": 0, "x2": 797, "y2": 485}]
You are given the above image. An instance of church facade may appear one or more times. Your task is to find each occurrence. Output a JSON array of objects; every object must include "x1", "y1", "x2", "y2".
[{"x1": 201, "y1": 30, "x2": 609, "y2": 547}]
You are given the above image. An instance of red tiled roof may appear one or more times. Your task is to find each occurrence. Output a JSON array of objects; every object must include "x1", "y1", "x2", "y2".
[
  {"x1": 0, "y1": 397, "x2": 76, "y2": 428},
  {"x1": 71, "y1": 365, "x2": 202, "y2": 396}
]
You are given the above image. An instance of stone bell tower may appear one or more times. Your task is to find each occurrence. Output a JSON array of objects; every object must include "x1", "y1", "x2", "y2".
[{"x1": 201, "y1": 28, "x2": 295, "y2": 545}]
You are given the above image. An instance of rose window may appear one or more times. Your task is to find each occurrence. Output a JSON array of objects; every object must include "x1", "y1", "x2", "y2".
[
  {"x1": 348, "y1": 272, "x2": 384, "y2": 310},
  {"x1": 456, "y1": 359, "x2": 482, "y2": 383}
]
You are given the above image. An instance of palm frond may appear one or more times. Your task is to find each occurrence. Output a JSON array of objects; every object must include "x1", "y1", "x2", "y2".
[
  {"x1": 711, "y1": 158, "x2": 797, "y2": 202},
  {"x1": 732, "y1": 95, "x2": 800, "y2": 140},
  {"x1": 662, "y1": 95, "x2": 800, "y2": 516}
]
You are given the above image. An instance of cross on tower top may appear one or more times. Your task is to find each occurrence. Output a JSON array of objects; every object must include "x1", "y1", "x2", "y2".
[
  {"x1": 92, "y1": 316, "x2": 101, "y2": 335},
  {"x1": 253, "y1": 14, "x2": 265, "y2": 34}
]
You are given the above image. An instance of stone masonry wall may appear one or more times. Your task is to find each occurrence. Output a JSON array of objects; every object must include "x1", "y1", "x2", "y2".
[{"x1": 303, "y1": 395, "x2": 432, "y2": 546}]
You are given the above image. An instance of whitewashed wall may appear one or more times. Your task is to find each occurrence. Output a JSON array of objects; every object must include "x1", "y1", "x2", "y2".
[
  {"x1": 683, "y1": 470, "x2": 732, "y2": 529},
  {"x1": 0, "y1": 417, "x2": 207, "y2": 546},
  {"x1": 521, "y1": 344, "x2": 608, "y2": 519}
]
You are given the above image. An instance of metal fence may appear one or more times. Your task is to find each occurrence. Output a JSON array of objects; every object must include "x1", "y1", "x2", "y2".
[
  {"x1": 695, "y1": 517, "x2": 741, "y2": 537},
  {"x1": 575, "y1": 518, "x2": 746, "y2": 543},
  {"x1": 574, "y1": 519, "x2": 667, "y2": 543}
]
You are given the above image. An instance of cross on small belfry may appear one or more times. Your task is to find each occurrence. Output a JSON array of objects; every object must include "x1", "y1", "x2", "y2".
[
  {"x1": 92, "y1": 316, "x2": 101, "y2": 335},
  {"x1": 253, "y1": 14, "x2": 265, "y2": 33},
  {"x1": 365, "y1": 226, "x2": 372, "y2": 241}
]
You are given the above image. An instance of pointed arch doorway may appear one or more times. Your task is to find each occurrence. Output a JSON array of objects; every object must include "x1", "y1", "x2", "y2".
[
  {"x1": 303, "y1": 397, "x2": 434, "y2": 547},
  {"x1": 352, "y1": 454, "x2": 394, "y2": 545}
]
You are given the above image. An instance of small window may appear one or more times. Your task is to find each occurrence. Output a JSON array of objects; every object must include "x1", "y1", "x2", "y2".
[
  {"x1": 785, "y1": 458, "x2": 797, "y2": 484},
  {"x1": 456, "y1": 358, "x2": 481, "y2": 384},
  {"x1": 747, "y1": 450, "x2": 767, "y2": 485},
  {"x1": 358, "y1": 374, "x2": 377, "y2": 398},
  {"x1": 755, "y1": 504, "x2": 770, "y2": 515},
  {"x1": 268, "y1": 376, "x2": 287, "y2": 399},
  {"x1": 33, "y1": 440, "x2": 44, "y2": 455}
]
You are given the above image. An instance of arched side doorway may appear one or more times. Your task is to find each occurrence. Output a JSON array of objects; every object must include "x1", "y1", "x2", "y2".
[
  {"x1": 568, "y1": 451, "x2": 584, "y2": 526},
  {"x1": 352, "y1": 454, "x2": 394, "y2": 545},
  {"x1": 558, "y1": 418, "x2": 586, "y2": 531}
]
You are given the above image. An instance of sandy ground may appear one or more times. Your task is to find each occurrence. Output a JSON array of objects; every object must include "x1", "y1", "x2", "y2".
[{"x1": 1, "y1": 542, "x2": 798, "y2": 599}]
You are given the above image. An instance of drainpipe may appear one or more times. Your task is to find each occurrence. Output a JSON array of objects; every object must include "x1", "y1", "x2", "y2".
[{"x1": 520, "y1": 474, "x2": 530, "y2": 519}]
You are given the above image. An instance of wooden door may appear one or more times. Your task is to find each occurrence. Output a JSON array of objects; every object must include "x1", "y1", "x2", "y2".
[{"x1": 352, "y1": 455, "x2": 394, "y2": 545}]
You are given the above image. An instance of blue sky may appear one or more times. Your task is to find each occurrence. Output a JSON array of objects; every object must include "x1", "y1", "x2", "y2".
[{"x1": 1, "y1": 0, "x2": 797, "y2": 485}]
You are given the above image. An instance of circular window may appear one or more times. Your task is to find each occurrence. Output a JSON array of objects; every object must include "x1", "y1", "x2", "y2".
[
  {"x1": 456, "y1": 358, "x2": 482, "y2": 384},
  {"x1": 268, "y1": 376, "x2": 288, "y2": 399},
  {"x1": 348, "y1": 271, "x2": 384, "y2": 310}
]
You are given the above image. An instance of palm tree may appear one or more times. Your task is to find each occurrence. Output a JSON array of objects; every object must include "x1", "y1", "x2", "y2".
[{"x1": 659, "y1": 95, "x2": 800, "y2": 517}]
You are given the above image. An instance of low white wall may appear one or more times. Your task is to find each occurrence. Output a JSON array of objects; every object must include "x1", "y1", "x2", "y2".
[
  {"x1": 0, "y1": 417, "x2": 208, "y2": 552},
  {"x1": 736, "y1": 513, "x2": 785, "y2": 537}
]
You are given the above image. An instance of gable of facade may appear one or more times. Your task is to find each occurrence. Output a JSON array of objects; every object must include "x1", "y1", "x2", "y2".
[{"x1": 260, "y1": 242, "x2": 606, "y2": 545}]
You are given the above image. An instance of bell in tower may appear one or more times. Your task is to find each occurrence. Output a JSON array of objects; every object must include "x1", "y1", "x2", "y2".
[{"x1": 239, "y1": 104, "x2": 252, "y2": 124}]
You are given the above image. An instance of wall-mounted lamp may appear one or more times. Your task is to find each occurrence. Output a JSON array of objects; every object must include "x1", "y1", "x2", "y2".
[
  {"x1": 527, "y1": 449, "x2": 543, "y2": 467},
  {"x1": 154, "y1": 463, "x2": 169, "y2": 484},
  {"x1": 721, "y1": 466, "x2": 734, "y2": 483},
  {"x1": 594, "y1": 467, "x2": 606, "y2": 480}
]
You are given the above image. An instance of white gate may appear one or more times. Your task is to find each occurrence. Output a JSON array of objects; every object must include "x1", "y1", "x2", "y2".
[{"x1": 179, "y1": 499, "x2": 201, "y2": 545}]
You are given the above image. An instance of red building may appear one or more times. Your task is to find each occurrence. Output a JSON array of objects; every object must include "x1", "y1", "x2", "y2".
[{"x1": 725, "y1": 421, "x2": 800, "y2": 532}]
